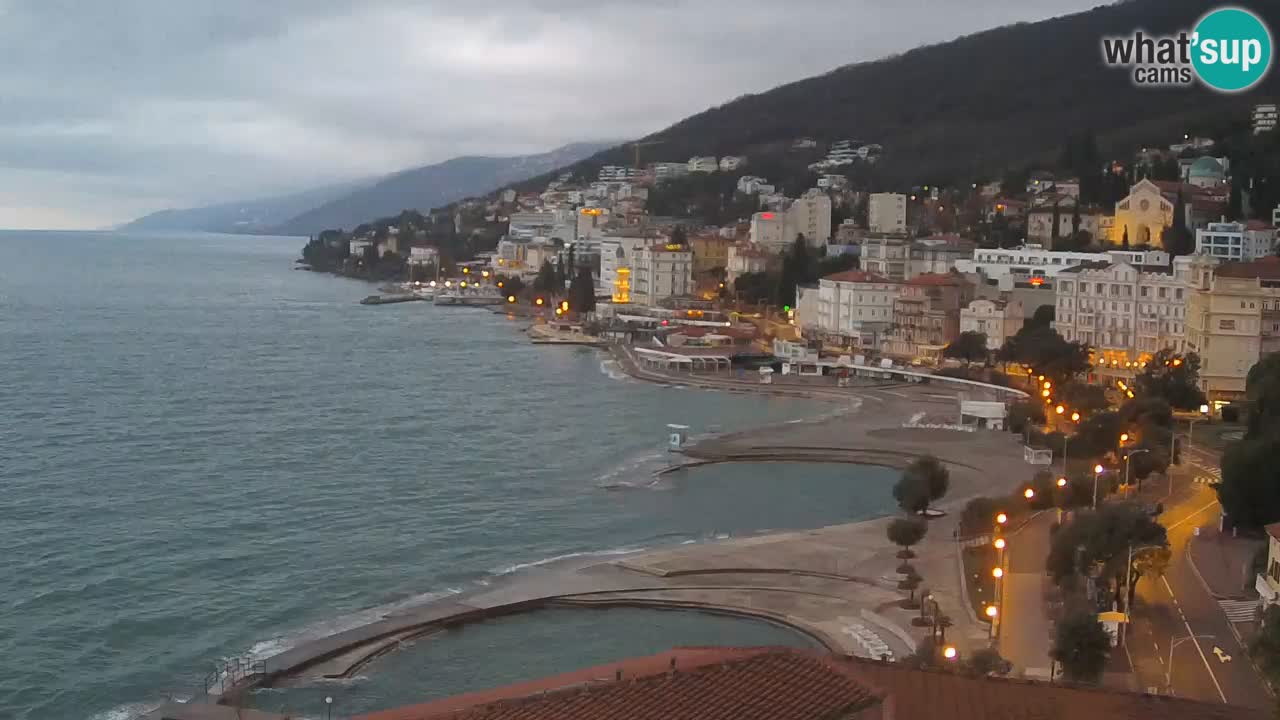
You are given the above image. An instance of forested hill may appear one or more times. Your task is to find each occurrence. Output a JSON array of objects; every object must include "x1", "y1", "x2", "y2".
[{"x1": 528, "y1": 0, "x2": 1280, "y2": 192}]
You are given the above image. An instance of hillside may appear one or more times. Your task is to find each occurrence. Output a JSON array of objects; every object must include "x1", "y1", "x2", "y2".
[
  {"x1": 521, "y1": 0, "x2": 1280, "y2": 192},
  {"x1": 120, "y1": 180, "x2": 370, "y2": 235},
  {"x1": 271, "y1": 142, "x2": 614, "y2": 236}
]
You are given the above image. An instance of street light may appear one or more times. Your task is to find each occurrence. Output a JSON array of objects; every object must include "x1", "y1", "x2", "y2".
[
  {"x1": 1120, "y1": 433, "x2": 1129, "y2": 444},
  {"x1": 1124, "y1": 448, "x2": 1151, "y2": 491},
  {"x1": 993, "y1": 537, "x2": 1006, "y2": 550},
  {"x1": 942, "y1": 645, "x2": 958, "y2": 660},
  {"x1": 985, "y1": 604, "x2": 999, "y2": 640},
  {"x1": 996, "y1": 512, "x2": 1008, "y2": 525},
  {"x1": 1056, "y1": 476, "x2": 1067, "y2": 488},
  {"x1": 1071, "y1": 411, "x2": 1081, "y2": 423},
  {"x1": 1055, "y1": 405, "x2": 1065, "y2": 415},
  {"x1": 992, "y1": 567, "x2": 1004, "y2": 578},
  {"x1": 1166, "y1": 634, "x2": 1214, "y2": 694},
  {"x1": 325, "y1": 696, "x2": 333, "y2": 720},
  {"x1": 1023, "y1": 487, "x2": 1035, "y2": 500},
  {"x1": 1093, "y1": 464, "x2": 1105, "y2": 508}
]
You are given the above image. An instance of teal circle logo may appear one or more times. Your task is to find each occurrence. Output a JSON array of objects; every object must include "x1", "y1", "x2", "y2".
[{"x1": 1192, "y1": 7, "x2": 1273, "y2": 92}]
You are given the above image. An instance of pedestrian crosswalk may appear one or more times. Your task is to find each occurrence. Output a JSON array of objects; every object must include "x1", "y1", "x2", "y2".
[
  {"x1": 1194, "y1": 466, "x2": 1223, "y2": 485},
  {"x1": 1218, "y1": 599, "x2": 1259, "y2": 622}
]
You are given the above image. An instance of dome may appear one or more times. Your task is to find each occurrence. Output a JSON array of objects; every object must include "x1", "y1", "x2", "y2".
[{"x1": 1188, "y1": 157, "x2": 1224, "y2": 178}]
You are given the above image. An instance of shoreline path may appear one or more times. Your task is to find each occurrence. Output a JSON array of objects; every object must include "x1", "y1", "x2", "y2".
[{"x1": 162, "y1": 353, "x2": 1037, "y2": 717}]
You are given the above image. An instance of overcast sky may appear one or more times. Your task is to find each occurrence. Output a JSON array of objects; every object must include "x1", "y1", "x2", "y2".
[{"x1": 0, "y1": 0, "x2": 1105, "y2": 229}]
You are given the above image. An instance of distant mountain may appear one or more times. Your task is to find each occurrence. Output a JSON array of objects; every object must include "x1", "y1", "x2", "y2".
[
  {"x1": 120, "y1": 180, "x2": 371, "y2": 235},
  {"x1": 518, "y1": 0, "x2": 1279, "y2": 193},
  {"x1": 270, "y1": 142, "x2": 614, "y2": 236}
]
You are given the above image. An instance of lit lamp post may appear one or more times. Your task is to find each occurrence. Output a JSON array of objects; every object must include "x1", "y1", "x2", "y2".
[
  {"x1": 943, "y1": 645, "x2": 958, "y2": 661},
  {"x1": 325, "y1": 696, "x2": 333, "y2": 720},
  {"x1": 1166, "y1": 634, "x2": 1214, "y2": 694},
  {"x1": 985, "y1": 604, "x2": 999, "y2": 640},
  {"x1": 1093, "y1": 464, "x2": 1105, "y2": 509},
  {"x1": 1055, "y1": 476, "x2": 1067, "y2": 521},
  {"x1": 1124, "y1": 448, "x2": 1151, "y2": 492}
]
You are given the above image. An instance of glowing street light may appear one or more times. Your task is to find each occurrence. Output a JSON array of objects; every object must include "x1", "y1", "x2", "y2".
[
  {"x1": 986, "y1": 605, "x2": 999, "y2": 619},
  {"x1": 481, "y1": 270, "x2": 490, "y2": 278},
  {"x1": 1024, "y1": 488, "x2": 1035, "y2": 500},
  {"x1": 507, "y1": 295, "x2": 516, "y2": 303},
  {"x1": 535, "y1": 297, "x2": 545, "y2": 306},
  {"x1": 994, "y1": 538, "x2": 1006, "y2": 550},
  {"x1": 1093, "y1": 464, "x2": 1105, "y2": 508},
  {"x1": 1056, "y1": 476, "x2": 1068, "y2": 488},
  {"x1": 943, "y1": 646, "x2": 958, "y2": 660},
  {"x1": 1041, "y1": 389, "x2": 1051, "y2": 398},
  {"x1": 1055, "y1": 405, "x2": 1065, "y2": 415},
  {"x1": 1043, "y1": 381, "x2": 1052, "y2": 390},
  {"x1": 1120, "y1": 433, "x2": 1129, "y2": 443},
  {"x1": 1071, "y1": 412, "x2": 1081, "y2": 423},
  {"x1": 996, "y1": 512, "x2": 1008, "y2": 525},
  {"x1": 992, "y1": 567, "x2": 1004, "y2": 578}
]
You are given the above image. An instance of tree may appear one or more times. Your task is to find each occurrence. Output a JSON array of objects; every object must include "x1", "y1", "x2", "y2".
[
  {"x1": 1046, "y1": 502, "x2": 1168, "y2": 605},
  {"x1": 1133, "y1": 349, "x2": 1206, "y2": 410},
  {"x1": 1164, "y1": 191, "x2": 1195, "y2": 256},
  {"x1": 671, "y1": 225, "x2": 689, "y2": 246},
  {"x1": 962, "y1": 647, "x2": 1013, "y2": 677},
  {"x1": 1218, "y1": 433, "x2": 1280, "y2": 531},
  {"x1": 1058, "y1": 382, "x2": 1109, "y2": 416},
  {"x1": 1030, "y1": 304, "x2": 1055, "y2": 328},
  {"x1": 943, "y1": 331, "x2": 989, "y2": 367},
  {"x1": 533, "y1": 260, "x2": 558, "y2": 294},
  {"x1": 1121, "y1": 226, "x2": 1129, "y2": 249},
  {"x1": 905, "y1": 455, "x2": 950, "y2": 506},
  {"x1": 1051, "y1": 610, "x2": 1111, "y2": 683},
  {"x1": 887, "y1": 517, "x2": 928, "y2": 559},
  {"x1": 893, "y1": 470, "x2": 932, "y2": 515},
  {"x1": 1250, "y1": 605, "x2": 1280, "y2": 684},
  {"x1": 568, "y1": 265, "x2": 596, "y2": 314}
]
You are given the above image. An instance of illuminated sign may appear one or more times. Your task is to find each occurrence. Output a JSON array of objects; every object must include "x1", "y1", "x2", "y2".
[
  {"x1": 760, "y1": 212, "x2": 776, "y2": 220},
  {"x1": 580, "y1": 208, "x2": 603, "y2": 216}
]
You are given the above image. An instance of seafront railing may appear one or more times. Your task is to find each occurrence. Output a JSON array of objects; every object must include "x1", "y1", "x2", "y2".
[{"x1": 203, "y1": 656, "x2": 267, "y2": 698}]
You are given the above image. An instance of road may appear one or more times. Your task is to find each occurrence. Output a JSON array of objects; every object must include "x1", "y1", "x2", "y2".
[
  {"x1": 1000, "y1": 511, "x2": 1056, "y2": 679},
  {"x1": 1124, "y1": 440, "x2": 1272, "y2": 709}
]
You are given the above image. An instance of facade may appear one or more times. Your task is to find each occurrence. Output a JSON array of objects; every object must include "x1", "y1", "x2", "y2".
[
  {"x1": 1053, "y1": 260, "x2": 1192, "y2": 370},
  {"x1": 688, "y1": 232, "x2": 731, "y2": 276},
  {"x1": 869, "y1": 192, "x2": 907, "y2": 234},
  {"x1": 653, "y1": 162, "x2": 689, "y2": 181},
  {"x1": 1113, "y1": 179, "x2": 1175, "y2": 247},
  {"x1": 1258, "y1": 523, "x2": 1280, "y2": 606},
  {"x1": 1196, "y1": 221, "x2": 1278, "y2": 262},
  {"x1": 860, "y1": 233, "x2": 910, "y2": 281},
  {"x1": 1026, "y1": 207, "x2": 1104, "y2": 247},
  {"x1": 749, "y1": 210, "x2": 786, "y2": 248},
  {"x1": 787, "y1": 192, "x2": 833, "y2": 246},
  {"x1": 1184, "y1": 255, "x2": 1280, "y2": 401},
  {"x1": 600, "y1": 231, "x2": 657, "y2": 302},
  {"x1": 1187, "y1": 157, "x2": 1227, "y2": 189},
  {"x1": 800, "y1": 270, "x2": 900, "y2": 349},
  {"x1": 727, "y1": 243, "x2": 770, "y2": 282},
  {"x1": 631, "y1": 244, "x2": 693, "y2": 306},
  {"x1": 687, "y1": 156, "x2": 718, "y2": 173},
  {"x1": 909, "y1": 235, "x2": 974, "y2": 277},
  {"x1": 960, "y1": 298, "x2": 1025, "y2": 350},
  {"x1": 883, "y1": 273, "x2": 974, "y2": 361},
  {"x1": 719, "y1": 155, "x2": 747, "y2": 171},
  {"x1": 1255, "y1": 103, "x2": 1278, "y2": 135},
  {"x1": 954, "y1": 245, "x2": 1171, "y2": 283}
]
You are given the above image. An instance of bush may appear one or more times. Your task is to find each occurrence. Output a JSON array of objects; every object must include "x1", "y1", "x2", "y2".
[
  {"x1": 1222, "y1": 405, "x2": 1240, "y2": 423},
  {"x1": 1008, "y1": 400, "x2": 1046, "y2": 435},
  {"x1": 960, "y1": 497, "x2": 1002, "y2": 536}
]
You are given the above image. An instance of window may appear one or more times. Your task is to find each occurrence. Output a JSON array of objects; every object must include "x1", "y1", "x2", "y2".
[
  {"x1": 1158, "y1": 287, "x2": 1167, "y2": 299},
  {"x1": 1221, "y1": 319, "x2": 1236, "y2": 330},
  {"x1": 1141, "y1": 287, "x2": 1150, "y2": 297},
  {"x1": 1176, "y1": 289, "x2": 1183, "y2": 300}
]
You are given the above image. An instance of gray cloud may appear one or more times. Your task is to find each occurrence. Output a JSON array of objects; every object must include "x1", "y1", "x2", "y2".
[{"x1": 0, "y1": 0, "x2": 1103, "y2": 228}]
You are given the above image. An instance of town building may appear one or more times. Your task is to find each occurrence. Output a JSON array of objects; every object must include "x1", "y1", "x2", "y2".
[
  {"x1": 799, "y1": 270, "x2": 900, "y2": 350},
  {"x1": 868, "y1": 192, "x2": 907, "y2": 234},
  {"x1": 1274, "y1": 204, "x2": 1280, "y2": 228},
  {"x1": 1026, "y1": 170, "x2": 1056, "y2": 195},
  {"x1": 600, "y1": 230, "x2": 658, "y2": 303},
  {"x1": 1259, "y1": 522, "x2": 1280, "y2": 606},
  {"x1": 909, "y1": 235, "x2": 974, "y2": 276},
  {"x1": 883, "y1": 273, "x2": 974, "y2": 362},
  {"x1": 1112, "y1": 179, "x2": 1174, "y2": 247},
  {"x1": 687, "y1": 156, "x2": 718, "y2": 173},
  {"x1": 960, "y1": 298, "x2": 1025, "y2": 350},
  {"x1": 1255, "y1": 102, "x2": 1278, "y2": 134},
  {"x1": 653, "y1": 162, "x2": 689, "y2": 182},
  {"x1": 726, "y1": 242, "x2": 770, "y2": 282},
  {"x1": 631, "y1": 243, "x2": 693, "y2": 306},
  {"x1": 749, "y1": 210, "x2": 786, "y2": 248},
  {"x1": 688, "y1": 232, "x2": 732, "y2": 276},
  {"x1": 1187, "y1": 156, "x2": 1228, "y2": 189},
  {"x1": 500, "y1": 188, "x2": 517, "y2": 204},
  {"x1": 736, "y1": 175, "x2": 773, "y2": 195},
  {"x1": 1184, "y1": 255, "x2": 1280, "y2": 401},
  {"x1": 718, "y1": 155, "x2": 747, "y2": 171},
  {"x1": 859, "y1": 233, "x2": 909, "y2": 281},
  {"x1": 1053, "y1": 259, "x2": 1193, "y2": 371},
  {"x1": 407, "y1": 246, "x2": 438, "y2": 267},
  {"x1": 1196, "y1": 221, "x2": 1278, "y2": 262},
  {"x1": 1026, "y1": 206, "x2": 1105, "y2": 247},
  {"x1": 349, "y1": 239, "x2": 372, "y2": 258},
  {"x1": 357, "y1": 645, "x2": 1267, "y2": 720},
  {"x1": 749, "y1": 192, "x2": 832, "y2": 250},
  {"x1": 598, "y1": 165, "x2": 639, "y2": 181},
  {"x1": 954, "y1": 245, "x2": 1172, "y2": 284}
]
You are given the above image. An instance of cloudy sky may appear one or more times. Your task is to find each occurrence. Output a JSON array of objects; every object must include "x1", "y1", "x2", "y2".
[{"x1": 0, "y1": 0, "x2": 1104, "y2": 229}]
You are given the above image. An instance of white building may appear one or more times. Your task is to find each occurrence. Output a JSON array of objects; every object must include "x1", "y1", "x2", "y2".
[
  {"x1": 653, "y1": 162, "x2": 689, "y2": 181},
  {"x1": 960, "y1": 298, "x2": 1025, "y2": 350},
  {"x1": 869, "y1": 193, "x2": 907, "y2": 234},
  {"x1": 598, "y1": 165, "x2": 639, "y2": 181},
  {"x1": 859, "y1": 233, "x2": 910, "y2": 281},
  {"x1": 408, "y1": 246, "x2": 439, "y2": 265},
  {"x1": 788, "y1": 192, "x2": 833, "y2": 246},
  {"x1": 749, "y1": 210, "x2": 786, "y2": 248},
  {"x1": 349, "y1": 240, "x2": 372, "y2": 258},
  {"x1": 500, "y1": 189, "x2": 517, "y2": 204},
  {"x1": 599, "y1": 231, "x2": 655, "y2": 303},
  {"x1": 954, "y1": 245, "x2": 1172, "y2": 283},
  {"x1": 727, "y1": 243, "x2": 770, "y2": 282},
  {"x1": 1053, "y1": 259, "x2": 1193, "y2": 368},
  {"x1": 1196, "y1": 221, "x2": 1278, "y2": 262},
  {"x1": 1254, "y1": 103, "x2": 1278, "y2": 135},
  {"x1": 737, "y1": 176, "x2": 770, "y2": 194},
  {"x1": 800, "y1": 270, "x2": 901, "y2": 349},
  {"x1": 632, "y1": 244, "x2": 694, "y2": 305},
  {"x1": 719, "y1": 156, "x2": 747, "y2": 172},
  {"x1": 687, "y1": 156, "x2": 718, "y2": 173}
]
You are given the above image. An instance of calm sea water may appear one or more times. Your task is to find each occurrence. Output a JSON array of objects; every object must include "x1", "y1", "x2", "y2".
[{"x1": 0, "y1": 231, "x2": 894, "y2": 720}]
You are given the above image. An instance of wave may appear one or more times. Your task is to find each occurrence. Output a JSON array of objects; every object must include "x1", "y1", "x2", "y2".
[
  {"x1": 593, "y1": 449, "x2": 667, "y2": 489},
  {"x1": 492, "y1": 547, "x2": 645, "y2": 576},
  {"x1": 599, "y1": 359, "x2": 630, "y2": 382},
  {"x1": 87, "y1": 696, "x2": 183, "y2": 720}
]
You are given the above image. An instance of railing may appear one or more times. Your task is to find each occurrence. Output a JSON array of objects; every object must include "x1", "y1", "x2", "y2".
[{"x1": 203, "y1": 656, "x2": 268, "y2": 698}]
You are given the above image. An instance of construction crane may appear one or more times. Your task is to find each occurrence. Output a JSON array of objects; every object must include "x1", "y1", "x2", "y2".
[{"x1": 630, "y1": 140, "x2": 664, "y2": 170}]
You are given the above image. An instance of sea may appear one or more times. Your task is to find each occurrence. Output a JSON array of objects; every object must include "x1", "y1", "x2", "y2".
[{"x1": 0, "y1": 231, "x2": 897, "y2": 720}]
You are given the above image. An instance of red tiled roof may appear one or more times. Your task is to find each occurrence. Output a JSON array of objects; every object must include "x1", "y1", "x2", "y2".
[
  {"x1": 1246, "y1": 220, "x2": 1276, "y2": 232},
  {"x1": 907, "y1": 272, "x2": 966, "y2": 287},
  {"x1": 358, "y1": 647, "x2": 1265, "y2": 720},
  {"x1": 823, "y1": 270, "x2": 896, "y2": 284},
  {"x1": 1267, "y1": 522, "x2": 1280, "y2": 542},
  {"x1": 359, "y1": 647, "x2": 882, "y2": 720},
  {"x1": 1216, "y1": 256, "x2": 1280, "y2": 281}
]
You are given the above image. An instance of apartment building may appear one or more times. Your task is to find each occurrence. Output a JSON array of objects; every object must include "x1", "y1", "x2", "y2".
[
  {"x1": 882, "y1": 273, "x2": 974, "y2": 361},
  {"x1": 632, "y1": 244, "x2": 693, "y2": 306},
  {"x1": 799, "y1": 270, "x2": 901, "y2": 349},
  {"x1": 860, "y1": 233, "x2": 909, "y2": 281},
  {"x1": 954, "y1": 245, "x2": 1171, "y2": 283},
  {"x1": 1053, "y1": 259, "x2": 1192, "y2": 371},
  {"x1": 869, "y1": 193, "x2": 907, "y2": 234},
  {"x1": 1254, "y1": 103, "x2": 1278, "y2": 135},
  {"x1": 1196, "y1": 221, "x2": 1278, "y2": 262},
  {"x1": 1184, "y1": 255, "x2": 1280, "y2": 401},
  {"x1": 960, "y1": 298, "x2": 1025, "y2": 350}
]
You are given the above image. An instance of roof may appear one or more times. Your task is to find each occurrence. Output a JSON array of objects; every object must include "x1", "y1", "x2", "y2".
[
  {"x1": 907, "y1": 272, "x2": 967, "y2": 287},
  {"x1": 1268, "y1": 522, "x2": 1280, "y2": 542},
  {"x1": 358, "y1": 647, "x2": 883, "y2": 720},
  {"x1": 357, "y1": 647, "x2": 1265, "y2": 720},
  {"x1": 1216, "y1": 256, "x2": 1280, "y2": 281},
  {"x1": 823, "y1": 270, "x2": 896, "y2": 284},
  {"x1": 1058, "y1": 261, "x2": 1114, "y2": 275},
  {"x1": 1245, "y1": 220, "x2": 1276, "y2": 232},
  {"x1": 1188, "y1": 157, "x2": 1225, "y2": 177}
]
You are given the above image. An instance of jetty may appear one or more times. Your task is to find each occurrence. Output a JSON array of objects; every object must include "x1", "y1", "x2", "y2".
[{"x1": 359, "y1": 293, "x2": 422, "y2": 306}]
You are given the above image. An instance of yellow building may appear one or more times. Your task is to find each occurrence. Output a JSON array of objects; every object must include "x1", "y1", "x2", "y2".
[
  {"x1": 1112, "y1": 179, "x2": 1174, "y2": 247},
  {"x1": 688, "y1": 232, "x2": 732, "y2": 276},
  {"x1": 1184, "y1": 255, "x2": 1280, "y2": 401}
]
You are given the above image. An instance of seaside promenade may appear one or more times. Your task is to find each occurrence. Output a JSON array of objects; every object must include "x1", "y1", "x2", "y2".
[{"x1": 146, "y1": 361, "x2": 1042, "y2": 720}]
